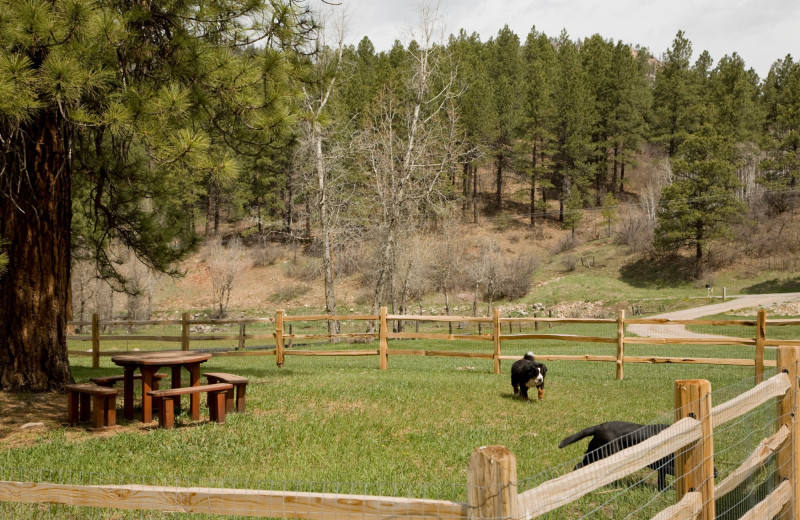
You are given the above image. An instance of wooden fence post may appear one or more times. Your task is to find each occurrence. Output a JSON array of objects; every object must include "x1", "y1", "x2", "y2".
[
  {"x1": 379, "y1": 306, "x2": 388, "y2": 370},
  {"x1": 755, "y1": 309, "x2": 766, "y2": 384},
  {"x1": 181, "y1": 312, "x2": 190, "y2": 351},
  {"x1": 776, "y1": 346, "x2": 800, "y2": 519},
  {"x1": 275, "y1": 310, "x2": 284, "y2": 367},
  {"x1": 467, "y1": 445, "x2": 519, "y2": 520},
  {"x1": 674, "y1": 379, "x2": 715, "y2": 520},
  {"x1": 91, "y1": 313, "x2": 100, "y2": 369},
  {"x1": 493, "y1": 308, "x2": 501, "y2": 375},
  {"x1": 616, "y1": 309, "x2": 625, "y2": 381},
  {"x1": 238, "y1": 323, "x2": 246, "y2": 351}
]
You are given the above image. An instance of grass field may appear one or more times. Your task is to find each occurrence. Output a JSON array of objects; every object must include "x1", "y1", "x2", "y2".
[{"x1": 0, "y1": 341, "x2": 781, "y2": 519}]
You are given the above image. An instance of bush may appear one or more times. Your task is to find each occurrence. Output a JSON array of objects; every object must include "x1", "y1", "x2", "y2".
[
  {"x1": 615, "y1": 211, "x2": 655, "y2": 256},
  {"x1": 553, "y1": 234, "x2": 580, "y2": 254},
  {"x1": 251, "y1": 245, "x2": 282, "y2": 268},
  {"x1": 286, "y1": 258, "x2": 322, "y2": 282},
  {"x1": 269, "y1": 284, "x2": 311, "y2": 303}
]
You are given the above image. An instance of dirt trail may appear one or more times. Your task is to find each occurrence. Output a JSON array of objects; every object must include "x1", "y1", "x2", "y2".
[{"x1": 627, "y1": 293, "x2": 800, "y2": 339}]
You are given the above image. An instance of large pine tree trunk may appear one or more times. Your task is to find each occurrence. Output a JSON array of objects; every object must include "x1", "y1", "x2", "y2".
[{"x1": 0, "y1": 111, "x2": 74, "y2": 391}]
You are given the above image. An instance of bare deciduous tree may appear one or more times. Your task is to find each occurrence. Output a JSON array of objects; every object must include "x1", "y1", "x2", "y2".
[
  {"x1": 206, "y1": 238, "x2": 247, "y2": 317},
  {"x1": 356, "y1": 3, "x2": 461, "y2": 326}
]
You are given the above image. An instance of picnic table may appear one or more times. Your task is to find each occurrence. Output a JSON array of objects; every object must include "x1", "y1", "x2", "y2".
[{"x1": 111, "y1": 351, "x2": 211, "y2": 423}]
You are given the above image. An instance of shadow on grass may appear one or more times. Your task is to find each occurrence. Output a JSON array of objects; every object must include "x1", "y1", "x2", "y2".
[
  {"x1": 740, "y1": 277, "x2": 800, "y2": 294},
  {"x1": 619, "y1": 256, "x2": 697, "y2": 289}
]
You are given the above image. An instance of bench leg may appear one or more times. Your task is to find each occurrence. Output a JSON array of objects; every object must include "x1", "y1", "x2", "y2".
[
  {"x1": 105, "y1": 394, "x2": 117, "y2": 427},
  {"x1": 79, "y1": 393, "x2": 91, "y2": 423},
  {"x1": 224, "y1": 387, "x2": 235, "y2": 414},
  {"x1": 209, "y1": 391, "x2": 227, "y2": 424},
  {"x1": 235, "y1": 384, "x2": 246, "y2": 413},
  {"x1": 158, "y1": 397, "x2": 175, "y2": 429},
  {"x1": 91, "y1": 395, "x2": 107, "y2": 429},
  {"x1": 67, "y1": 391, "x2": 79, "y2": 425}
]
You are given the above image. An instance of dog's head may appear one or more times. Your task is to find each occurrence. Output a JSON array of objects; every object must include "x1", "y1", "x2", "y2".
[
  {"x1": 525, "y1": 361, "x2": 547, "y2": 386},
  {"x1": 513, "y1": 353, "x2": 547, "y2": 386}
]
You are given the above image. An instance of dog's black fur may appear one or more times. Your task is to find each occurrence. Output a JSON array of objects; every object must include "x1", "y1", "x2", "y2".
[
  {"x1": 559, "y1": 421, "x2": 674, "y2": 490},
  {"x1": 510, "y1": 352, "x2": 547, "y2": 400}
]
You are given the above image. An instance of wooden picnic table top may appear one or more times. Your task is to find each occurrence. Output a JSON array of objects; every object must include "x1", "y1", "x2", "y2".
[{"x1": 110, "y1": 351, "x2": 211, "y2": 366}]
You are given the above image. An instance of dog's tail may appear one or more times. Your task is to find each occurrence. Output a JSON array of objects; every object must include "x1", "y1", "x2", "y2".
[
  {"x1": 558, "y1": 425, "x2": 600, "y2": 449},
  {"x1": 523, "y1": 352, "x2": 535, "y2": 361}
]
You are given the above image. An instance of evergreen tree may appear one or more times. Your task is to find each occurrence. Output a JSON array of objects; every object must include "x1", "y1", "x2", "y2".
[
  {"x1": 448, "y1": 29, "x2": 497, "y2": 222},
  {"x1": 486, "y1": 25, "x2": 523, "y2": 210},
  {"x1": 551, "y1": 30, "x2": 596, "y2": 223},
  {"x1": 607, "y1": 42, "x2": 651, "y2": 193},
  {"x1": 707, "y1": 53, "x2": 763, "y2": 143},
  {"x1": 759, "y1": 55, "x2": 800, "y2": 214},
  {"x1": 651, "y1": 31, "x2": 702, "y2": 156},
  {"x1": 0, "y1": 0, "x2": 309, "y2": 391},
  {"x1": 520, "y1": 27, "x2": 557, "y2": 227},
  {"x1": 655, "y1": 125, "x2": 745, "y2": 263}
]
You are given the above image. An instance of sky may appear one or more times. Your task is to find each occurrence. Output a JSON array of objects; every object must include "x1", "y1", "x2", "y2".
[{"x1": 319, "y1": 0, "x2": 799, "y2": 80}]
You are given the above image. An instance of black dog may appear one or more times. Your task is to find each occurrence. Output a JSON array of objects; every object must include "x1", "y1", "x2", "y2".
[
  {"x1": 559, "y1": 421, "x2": 674, "y2": 490},
  {"x1": 511, "y1": 352, "x2": 547, "y2": 400}
]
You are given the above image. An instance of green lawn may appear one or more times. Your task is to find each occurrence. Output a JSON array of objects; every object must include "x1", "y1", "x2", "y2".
[{"x1": 0, "y1": 346, "x2": 783, "y2": 519}]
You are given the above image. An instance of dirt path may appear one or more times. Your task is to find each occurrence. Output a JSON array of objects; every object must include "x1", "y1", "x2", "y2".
[{"x1": 627, "y1": 292, "x2": 800, "y2": 339}]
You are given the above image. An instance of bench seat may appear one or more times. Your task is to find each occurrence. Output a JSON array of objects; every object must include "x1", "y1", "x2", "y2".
[
  {"x1": 148, "y1": 383, "x2": 233, "y2": 429},
  {"x1": 65, "y1": 383, "x2": 119, "y2": 431},
  {"x1": 203, "y1": 372, "x2": 249, "y2": 413},
  {"x1": 90, "y1": 372, "x2": 168, "y2": 388}
]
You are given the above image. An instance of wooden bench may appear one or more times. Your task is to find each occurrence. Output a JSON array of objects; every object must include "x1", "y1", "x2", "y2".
[
  {"x1": 90, "y1": 372, "x2": 168, "y2": 388},
  {"x1": 203, "y1": 372, "x2": 249, "y2": 413},
  {"x1": 147, "y1": 383, "x2": 233, "y2": 429},
  {"x1": 65, "y1": 383, "x2": 120, "y2": 431}
]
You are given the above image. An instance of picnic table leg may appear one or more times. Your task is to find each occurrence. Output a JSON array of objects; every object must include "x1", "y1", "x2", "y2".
[
  {"x1": 123, "y1": 367, "x2": 136, "y2": 420},
  {"x1": 141, "y1": 366, "x2": 159, "y2": 423},
  {"x1": 171, "y1": 365, "x2": 182, "y2": 415},
  {"x1": 188, "y1": 363, "x2": 201, "y2": 421}
]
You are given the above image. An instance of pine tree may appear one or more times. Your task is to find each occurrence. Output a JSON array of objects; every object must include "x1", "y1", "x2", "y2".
[
  {"x1": 520, "y1": 27, "x2": 557, "y2": 227},
  {"x1": 655, "y1": 125, "x2": 745, "y2": 264},
  {"x1": 551, "y1": 30, "x2": 596, "y2": 223},
  {"x1": 759, "y1": 55, "x2": 800, "y2": 214},
  {"x1": 486, "y1": 25, "x2": 523, "y2": 210},
  {"x1": 651, "y1": 31, "x2": 702, "y2": 157},
  {"x1": 0, "y1": 0, "x2": 308, "y2": 391}
]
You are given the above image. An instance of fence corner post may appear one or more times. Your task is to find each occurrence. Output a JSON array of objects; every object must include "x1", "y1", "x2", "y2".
[
  {"x1": 91, "y1": 313, "x2": 100, "y2": 369},
  {"x1": 275, "y1": 309, "x2": 284, "y2": 367},
  {"x1": 467, "y1": 445, "x2": 519, "y2": 520},
  {"x1": 616, "y1": 309, "x2": 625, "y2": 380},
  {"x1": 181, "y1": 312, "x2": 190, "y2": 351},
  {"x1": 674, "y1": 379, "x2": 715, "y2": 520},
  {"x1": 755, "y1": 309, "x2": 766, "y2": 384},
  {"x1": 379, "y1": 306, "x2": 388, "y2": 370},
  {"x1": 493, "y1": 307, "x2": 501, "y2": 375},
  {"x1": 776, "y1": 346, "x2": 800, "y2": 519}
]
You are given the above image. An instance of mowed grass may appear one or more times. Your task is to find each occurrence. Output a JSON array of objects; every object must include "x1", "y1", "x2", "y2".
[{"x1": 1, "y1": 342, "x2": 775, "y2": 518}]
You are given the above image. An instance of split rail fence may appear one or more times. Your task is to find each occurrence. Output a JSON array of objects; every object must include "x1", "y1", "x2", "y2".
[
  {"x1": 68, "y1": 308, "x2": 800, "y2": 383},
  {"x1": 4, "y1": 345, "x2": 800, "y2": 518}
]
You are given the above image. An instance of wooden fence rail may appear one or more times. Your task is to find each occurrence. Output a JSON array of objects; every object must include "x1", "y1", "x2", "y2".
[
  {"x1": 6, "y1": 346, "x2": 800, "y2": 519},
  {"x1": 68, "y1": 308, "x2": 800, "y2": 383}
]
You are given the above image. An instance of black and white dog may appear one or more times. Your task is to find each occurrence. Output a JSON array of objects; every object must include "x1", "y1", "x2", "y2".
[
  {"x1": 510, "y1": 352, "x2": 547, "y2": 400},
  {"x1": 558, "y1": 421, "x2": 673, "y2": 490}
]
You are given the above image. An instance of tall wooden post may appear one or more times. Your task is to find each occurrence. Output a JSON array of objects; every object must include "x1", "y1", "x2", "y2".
[
  {"x1": 493, "y1": 308, "x2": 501, "y2": 375},
  {"x1": 616, "y1": 309, "x2": 625, "y2": 380},
  {"x1": 275, "y1": 310, "x2": 285, "y2": 367},
  {"x1": 467, "y1": 445, "x2": 519, "y2": 520},
  {"x1": 777, "y1": 346, "x2": 800, "y2": 519},
  {"x1": 379, "y1": 306, "x2": 388, "y2": 370},
  {"x1": 755, "y1": 309, "x2": 766, "y2": 384},
  {"x1": 674, "y1": 379, "x2": 715, "y2": 520},
  {"x1": 181, "y1": 312, "x2": 190, "y2": 351},
  {"x1": 238, "y1": 323, "x2": 246, "y2": 351},
  {"x1": 91, "y1": 313, "x2": 100, "y2": 369}
]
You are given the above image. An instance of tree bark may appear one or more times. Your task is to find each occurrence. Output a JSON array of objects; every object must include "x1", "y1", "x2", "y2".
[{"x1": 0, "y1": 111, "x2": 74, "y2": 391}]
